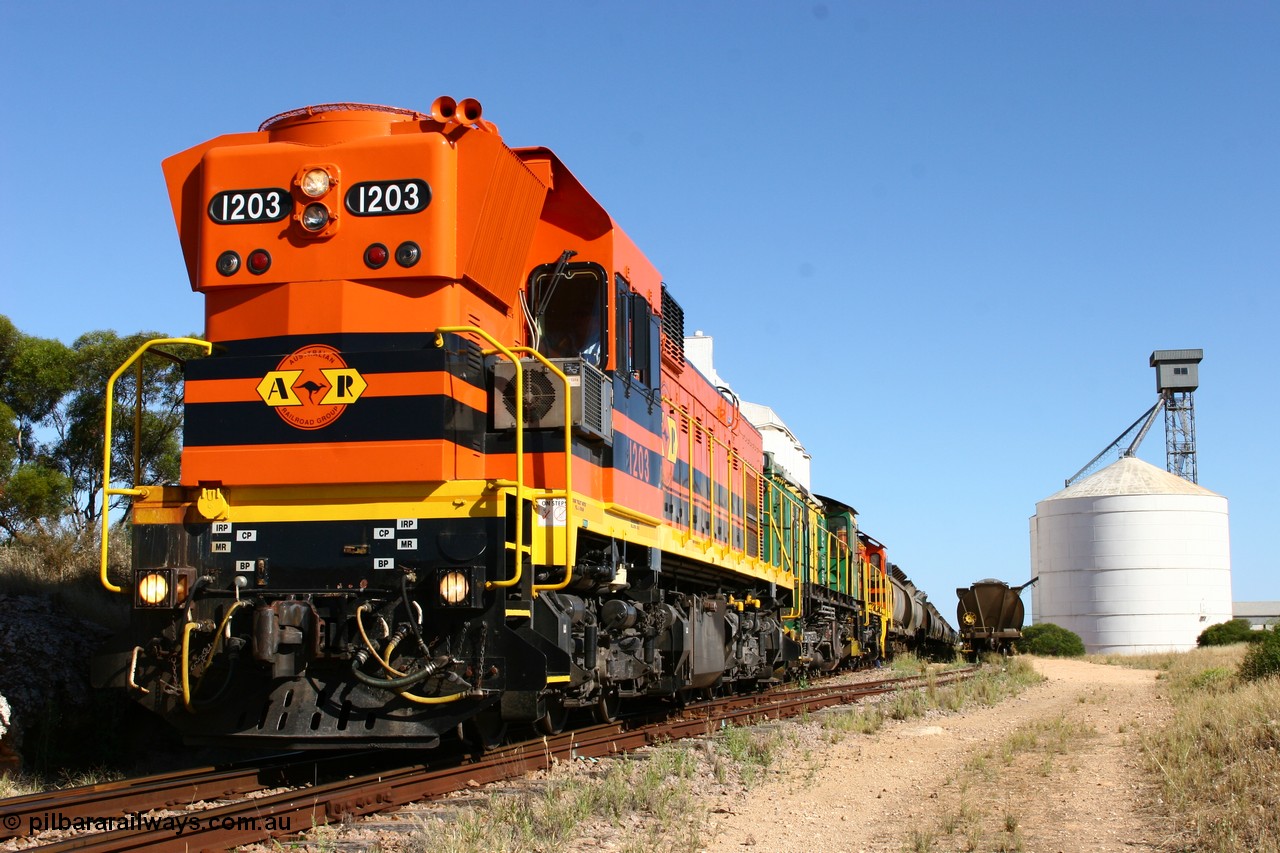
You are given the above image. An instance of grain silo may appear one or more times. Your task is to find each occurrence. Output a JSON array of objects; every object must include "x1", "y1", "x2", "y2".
[{"x1": 1029, "y1": 456, "x2": 1231, "y2": 654}]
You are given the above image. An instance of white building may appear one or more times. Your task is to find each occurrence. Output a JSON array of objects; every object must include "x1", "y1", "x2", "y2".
[{"x1": 1029, "y1": 456, "x2": 1232, "y2": 654}]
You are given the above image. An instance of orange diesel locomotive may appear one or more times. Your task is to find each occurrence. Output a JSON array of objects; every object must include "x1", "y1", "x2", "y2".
[{"x1": 92, "y1": 99, "x2": 940, "y2": 748}]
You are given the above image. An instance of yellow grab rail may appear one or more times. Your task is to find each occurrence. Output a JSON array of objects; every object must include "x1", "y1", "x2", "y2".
[
  {"x1": 99, "y1": 337, "x2": 213, "y2": 593},
  {"x1": 507, "y1": 346, "x2": 576, "y2": 596},
  {"x1": 436, "y1": 327, "x2": 526, "y2": 589}
]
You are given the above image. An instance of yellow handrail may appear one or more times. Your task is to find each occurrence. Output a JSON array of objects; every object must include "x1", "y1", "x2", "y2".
[
  {"x1": 99, "y1": 337, "x2": 213, "y2": 593},
  {"x1": 435, "y1": 327, "x2": 528, "y2": 590},
  {"x1": 507, "y1": 346, "x2": 576, "y2": 596},
  {"x1": 773, "y1": 482, "x2": 803, "y2": 620}
]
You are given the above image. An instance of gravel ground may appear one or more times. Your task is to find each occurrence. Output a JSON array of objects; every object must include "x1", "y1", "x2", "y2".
[
  {"x1": 699, "y1": 656, "x2": 1174, "y2": 852},
  {"x1": 260, "y1": 656, "x2": 1178, "y2": 852}
]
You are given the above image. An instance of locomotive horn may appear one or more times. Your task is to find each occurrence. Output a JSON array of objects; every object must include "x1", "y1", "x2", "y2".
[
  {"x1": 430, "y1": 96, "x2": 457, "y2": 123},
  {"x1": 456, "y1": 98, "x2": 483, "y2": 124}
]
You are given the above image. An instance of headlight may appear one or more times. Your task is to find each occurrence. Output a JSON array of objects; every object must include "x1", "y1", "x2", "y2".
[
  {"x1": 137, "y1": 572, "x2": 170, "y2": 606},
  {"x1": 301, "y1": 203, "x2": 330, "y2": 232},
  {"x1": 439, "y1": 571, "x2": 470, "y2": 605},
  {"x1": 300, "y1": 168, "x2": 331, "y2": 198}
]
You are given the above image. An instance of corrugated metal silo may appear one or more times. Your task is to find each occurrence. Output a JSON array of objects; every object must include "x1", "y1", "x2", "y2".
[{"x1": 1029, "y1": 456, "x2": 1231, "y2": 654}]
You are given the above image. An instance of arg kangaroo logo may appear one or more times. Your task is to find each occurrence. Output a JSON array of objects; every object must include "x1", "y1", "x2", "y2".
[{"x1": 256, "y1": 344, "x2": 366, "y2": 430}]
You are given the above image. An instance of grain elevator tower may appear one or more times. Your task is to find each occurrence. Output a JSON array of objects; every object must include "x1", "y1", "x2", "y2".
[{"x1": 1150, "y1": 349, "x2": 1202, "y2": 484}]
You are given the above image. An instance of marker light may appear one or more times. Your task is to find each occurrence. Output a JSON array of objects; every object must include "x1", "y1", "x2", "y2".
[
  {"x1": 301, "y1": 203, "x2": 330, "y2": 232},
  {"x1": 395, "y1": 241, "x2": 421, "y2": 267},
  {"x1": 216, "y1": 251, "x2": 241, "y2": 276},
  {"x1": 364, "y1": 243, "x2": 389, "y2": 269},
  {"x1": 439, "y1": 571, "x2": 470, "y2": 605},
  {"x1": 300, "y1": 168, "x2": 331, "y2": 198},
  {"x1": 137, "y1": 572, "x2": 170, "y2": 606},
  {"x1": 247, "y1": 249, "x2": 271, "y2": 275}
]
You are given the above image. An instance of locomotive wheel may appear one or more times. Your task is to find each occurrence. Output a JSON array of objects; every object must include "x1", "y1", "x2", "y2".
[
  {"x1": 535, "y1": 697, "x2": 569, "y2": 735},
  {"x1": 460, "y1": 709, "x2": 507, "y2": 752},
  {"x1": 592, "y1": 689, "x2": 620, "y2": 724}
]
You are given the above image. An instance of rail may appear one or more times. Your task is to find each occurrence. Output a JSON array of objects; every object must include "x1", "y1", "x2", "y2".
[
  {"x1": 2, "y1": 667, "x2": 977, "y2": 851},
  {"x1": 98, "y1": 337, "x2": 213, "y2": 593}
]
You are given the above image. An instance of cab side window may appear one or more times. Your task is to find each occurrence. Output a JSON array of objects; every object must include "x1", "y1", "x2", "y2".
[
  {"x1": 531, "y1": 262, "x2": 607, "y2": 366},
  {"x1": 615, "y1": 273, "x2": 659, "y2": 386}
]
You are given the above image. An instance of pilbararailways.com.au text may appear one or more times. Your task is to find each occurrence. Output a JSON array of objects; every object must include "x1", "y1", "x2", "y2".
[{"x1": 13, "y1": 811, "x2": 292, "y2": 836}]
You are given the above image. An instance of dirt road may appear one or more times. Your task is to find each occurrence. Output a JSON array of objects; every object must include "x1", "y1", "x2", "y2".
[{"x1": 701, "y1": 657, "x2": 1175, "y2": 852}]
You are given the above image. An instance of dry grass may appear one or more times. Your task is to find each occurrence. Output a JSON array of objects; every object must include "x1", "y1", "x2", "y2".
[
  {"x1": 0, "y1": 765, "x2": 124, "y2": 799},
  {"x1": 1120, "y1": 644, "x2": 1280, "y2": 853},
  {"x1": 820, "y1": 657, "x2": 1044, "y2": 743},
  {"x1": 1086, "y1": 645, "x2": 1280, "y2": 851},
  {"x1": 335, "y1": 659, "x2": 1045, "y2": 852},
  {"x1": 912, "y1": 713, "x2": 1095, "y2": 853},
  {"x1": 0, "y1": 527, "x2": 131, "y2": 629},
  {"x1": 404, "y1": 739, "x2": 713, "y2": 852},
  {"x1": 0, "y1": 771, "x2": 41, "y2": 798}
]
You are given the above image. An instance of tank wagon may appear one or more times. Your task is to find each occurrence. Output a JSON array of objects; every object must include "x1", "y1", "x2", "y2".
[
  {"x1": 955, "y1": 578, "x2": 1037, "y2": 659},
  {"x1": 91, "y1": 98, "x2": 955, "y2": 749},
  {"x1": 889, "y1": 566, "x2": 958, "y2": 659}
]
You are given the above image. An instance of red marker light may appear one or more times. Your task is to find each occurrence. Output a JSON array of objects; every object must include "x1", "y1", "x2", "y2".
[
  {"x1": 364, "y1": 243, "x2": 389, "y2": 269},
  {"x1": 247, "y1": 249, "x2": 271, "y2": 275}
]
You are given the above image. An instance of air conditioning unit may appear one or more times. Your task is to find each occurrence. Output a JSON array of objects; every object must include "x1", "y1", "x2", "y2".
[{"x1": 492, "y1": 358, "x2": 612, "y2": 442}]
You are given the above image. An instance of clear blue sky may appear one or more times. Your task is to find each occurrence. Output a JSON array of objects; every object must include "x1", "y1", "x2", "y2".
[{"x1": 3, "y1": 2, "x2": 1276, "y2": 613}]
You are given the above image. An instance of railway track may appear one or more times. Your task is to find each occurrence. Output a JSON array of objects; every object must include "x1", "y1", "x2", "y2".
[{"x1": 1, "y1": 666, "x2": 975, "y2": 851}]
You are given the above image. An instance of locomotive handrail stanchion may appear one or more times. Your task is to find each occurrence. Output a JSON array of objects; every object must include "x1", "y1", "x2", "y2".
[
  {"x1": 737, "y1": 452, "x2": 746, "y2": 559},
  {"x1": 714, "y1": 433, "x2": 737, "y2": 562},
  {"x1": 706, "y1": 434, "x2": 717, "y2": 555},
  {"x1": 132, "y1": 360, "x2": 142, "y2": 494},
  {"x1": 507, "y1": 345, "x2": 577, "y2": 596},
  {"x1": 661, "y1": 396, "x2": 698, "y2": 546},
  {"x1": 688, "y1": 410, "x2": 697, "y2": 540},
  {"x1": 98, "y1": 337, "x2": 213, "y2": 592},
  {"x1": 435, "y1": 326, "x2": 529, "y2": 590},
  {"x1": 775, "y1": 482, "x2": 803, "y2": 620}
]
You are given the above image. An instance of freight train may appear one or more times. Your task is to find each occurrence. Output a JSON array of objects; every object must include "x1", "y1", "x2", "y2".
[{"x1": 92, "y1": 98, "x2": 955, "y2": 749}]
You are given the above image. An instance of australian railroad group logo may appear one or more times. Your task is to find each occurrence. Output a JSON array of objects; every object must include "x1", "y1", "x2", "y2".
[{"x1": 255, "y1": 344, "x2": 367, "y2": 430}]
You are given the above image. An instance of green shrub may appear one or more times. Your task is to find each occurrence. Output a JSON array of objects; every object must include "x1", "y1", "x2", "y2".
[
  {"x1": 1017, "y1": 623, "x2": 1085, "y2": 657},
  {"x1": 1238, "y1": 628, "x2": 1280, "y2": 682},
  {"x1": 1197, "y1": 618, "x2": 1262, "y2": 647}
]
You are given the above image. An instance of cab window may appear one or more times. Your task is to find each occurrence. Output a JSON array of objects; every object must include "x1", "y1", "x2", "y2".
[
  {"x1": 530, "y1": 262, "x2": 607, "y2": 366},
  {"x1": 614, "y1": 273, "x2": 658, "y2": 386}
]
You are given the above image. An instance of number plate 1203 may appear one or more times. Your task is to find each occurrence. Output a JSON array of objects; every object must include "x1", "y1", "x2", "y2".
[
  {"x1": 208, "y1": 188, "x2": 292, "y2": 224},
  {"x1": 344, "y1": 179, "x2": 431, "y2": 216}
]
